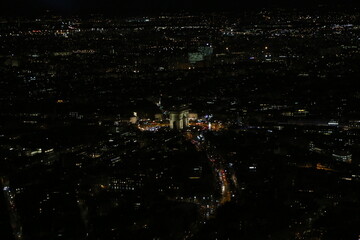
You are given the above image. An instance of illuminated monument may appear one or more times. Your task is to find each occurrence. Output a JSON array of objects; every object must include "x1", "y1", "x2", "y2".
[{"x1": 169, "y1": 105, "x2": 190, "y2": 130}]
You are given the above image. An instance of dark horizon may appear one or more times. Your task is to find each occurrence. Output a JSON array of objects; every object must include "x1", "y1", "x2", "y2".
[{"x1": 1, "y1": 0, "x2": 360, "y2": 16}]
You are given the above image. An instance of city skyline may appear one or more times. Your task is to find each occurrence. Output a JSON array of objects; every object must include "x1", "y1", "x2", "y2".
[{"x1": 2, "y1": 0, "x2": 360, "y2": 15}]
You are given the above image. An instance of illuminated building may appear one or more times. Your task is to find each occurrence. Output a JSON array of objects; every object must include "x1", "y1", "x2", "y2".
[
  {"x1": 332, "y1": 152, "x2": 352, "y2": 163},
  {"x1": 170, "y1": 105, "x2": 190, "y2": 130}
]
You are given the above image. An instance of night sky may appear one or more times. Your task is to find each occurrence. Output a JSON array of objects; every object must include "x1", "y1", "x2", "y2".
[{"x1": 1, "y1": 0, "x2": 360, "y2": 15}]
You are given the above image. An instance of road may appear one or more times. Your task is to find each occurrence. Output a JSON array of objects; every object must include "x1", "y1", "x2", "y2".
[
  {"x1": 186, "y1": 131, "x2": 235, "y2": 205},
  {"x1": 0, "y1": 177, "x2": 23, "y2": 240},
  {"x1": 218, "y1": 168, "x2": 232, "y2": 204}
]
